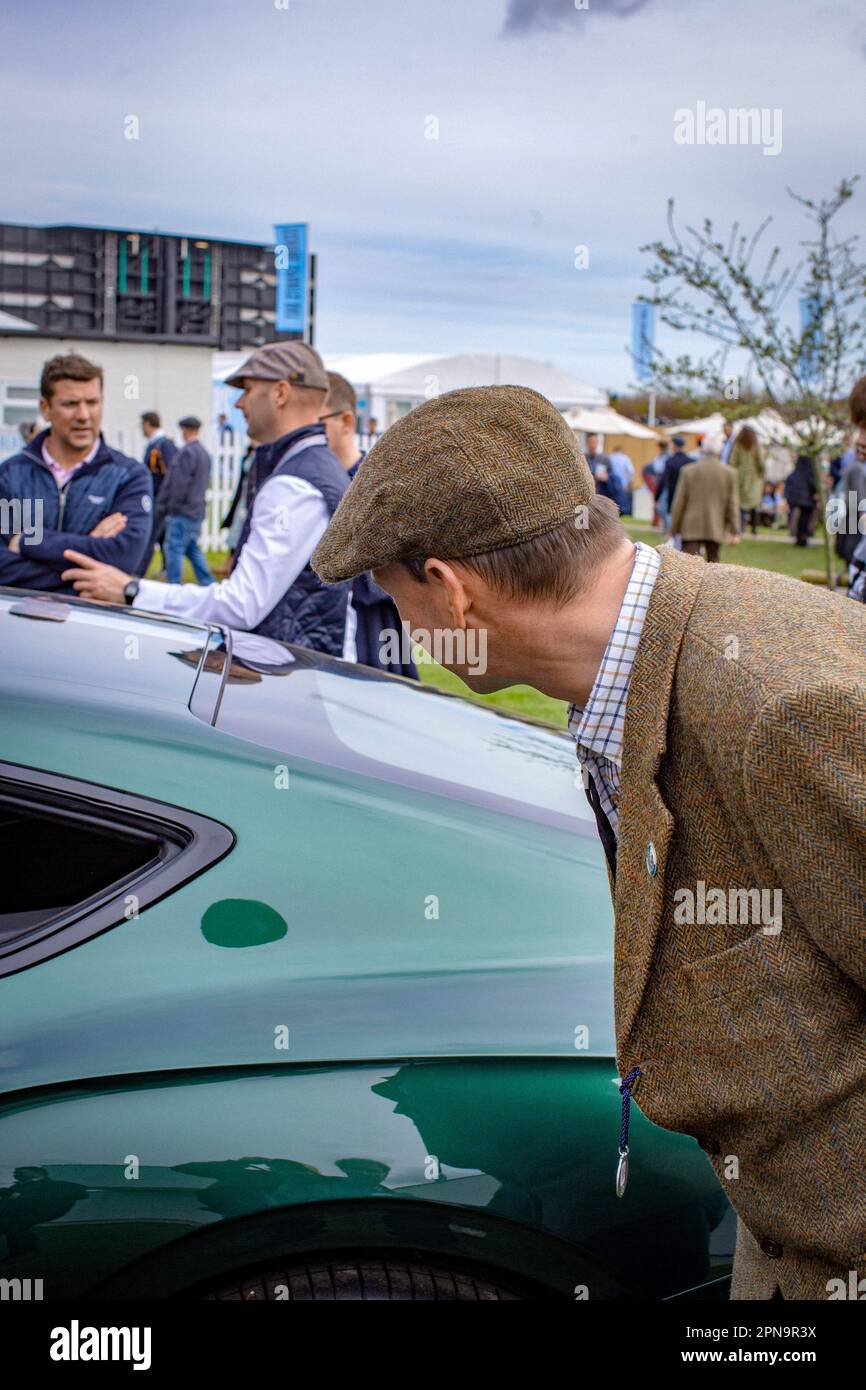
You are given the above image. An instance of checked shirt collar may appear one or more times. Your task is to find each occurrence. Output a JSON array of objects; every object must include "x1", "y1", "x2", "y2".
[{"x1": 567, "y1": 540, "x2": 661, "y2": 834}]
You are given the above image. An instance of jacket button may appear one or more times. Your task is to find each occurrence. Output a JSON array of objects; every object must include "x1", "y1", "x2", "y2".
[
  {"x1": 760, "y1": 1239, "x2": 783, "y2": 1259},
  {"x1": 645, "y1": 842, "x2": 658, "y2": 876},
  {"x1": 697, "y1": 1135, "x2": 720, "y2": 1155}
]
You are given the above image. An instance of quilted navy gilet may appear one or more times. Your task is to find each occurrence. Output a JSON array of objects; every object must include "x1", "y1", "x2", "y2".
[{"x1": 234, "y1": 425, "x2": 350, "y2": 656}]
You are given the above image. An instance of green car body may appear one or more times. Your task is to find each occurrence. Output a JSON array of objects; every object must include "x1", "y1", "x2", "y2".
[{"x1": 0, "y1": 589, "x2": 733, "y2": 1299}]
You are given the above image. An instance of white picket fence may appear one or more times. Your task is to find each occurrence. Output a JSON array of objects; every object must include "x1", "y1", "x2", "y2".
[
  {"x1": 202, "y1": 437, "x2": 246, "y2": 552},
  {"x1": 109, "y1": 428, "x2": 374, "y2": 554},
  {"x1": 199, "y1": 431, "x2": 374, "y2": 552},
  {"x1": 107, "y1": 428, "x2": 247, "y2": 554}
]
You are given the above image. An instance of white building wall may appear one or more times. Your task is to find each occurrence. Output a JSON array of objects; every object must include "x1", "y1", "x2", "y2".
[{"x1": 0, "y1": 335, "x2": 215, "y2": 459}]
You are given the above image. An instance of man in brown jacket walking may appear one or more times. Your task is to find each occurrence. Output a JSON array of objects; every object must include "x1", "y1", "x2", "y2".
[
  {"x1": 313, "y1": 384, "x2": 866, "y2": 1301},
  {"x1": 669, "y1": 441, "x2": 741, "y2": 561}
]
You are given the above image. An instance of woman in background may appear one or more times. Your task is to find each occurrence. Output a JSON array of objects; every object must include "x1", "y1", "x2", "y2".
[{"x1": 730, "y1": 425, "x2": 765, "y2": 535}]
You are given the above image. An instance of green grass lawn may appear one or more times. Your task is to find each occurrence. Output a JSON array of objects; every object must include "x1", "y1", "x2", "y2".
[
  {"x1": 624, "y1": 519, "x2": 847, "y2": 585},
  {"x1": 416, "y1": 658, "x2": 570, "y2": 726},
  {"x1": 152, "y1": 530, "x2": 846, "y2": 730},
  {"x1": 145, "y1": 551, "x2": 230, "y2": 582}
]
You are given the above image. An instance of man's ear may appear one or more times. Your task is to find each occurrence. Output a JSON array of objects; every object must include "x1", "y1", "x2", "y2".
[{"x1": 423, "y1": 557, "x2": 472, "y2": 628}]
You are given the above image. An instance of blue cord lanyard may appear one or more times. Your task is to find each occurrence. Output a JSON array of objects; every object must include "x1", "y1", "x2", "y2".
[{"x1": 616, "y1": 1067, "x2": 642, "y2": 1198}]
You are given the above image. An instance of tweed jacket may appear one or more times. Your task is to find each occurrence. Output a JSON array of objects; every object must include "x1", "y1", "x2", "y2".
[
  {"x1": 612, "y1": 546, "x2": 866, "y2": 1300},
  {"x1": 669, "y1": 453, "x2": 740, "y2": 544}
]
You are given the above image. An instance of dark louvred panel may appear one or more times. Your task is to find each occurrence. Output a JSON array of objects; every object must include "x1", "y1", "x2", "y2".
[{"x1": 0, "y1": 221, "x2": 307, "y2": 349}]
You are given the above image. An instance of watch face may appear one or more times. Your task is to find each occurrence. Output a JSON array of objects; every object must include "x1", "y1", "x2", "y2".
[{"x1": 124, "y1": 580, "x2": 139, "y2": 605}]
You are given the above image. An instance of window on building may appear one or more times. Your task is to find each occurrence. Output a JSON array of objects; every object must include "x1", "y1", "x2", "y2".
[
  {"x1": 1, "y1": 382, "x2": 40, "y2": 428},
  {"x1": 386, "y1": 399, "x2": 413, "y2": 427}
]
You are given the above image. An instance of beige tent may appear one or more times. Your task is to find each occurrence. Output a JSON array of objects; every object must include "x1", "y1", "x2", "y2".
[
  {"x1": 663, "y1": 412, "x2": 728, "y2": 452},
  {"x1": 564, "y1": 407, "x2": 663, "y2": 471}
]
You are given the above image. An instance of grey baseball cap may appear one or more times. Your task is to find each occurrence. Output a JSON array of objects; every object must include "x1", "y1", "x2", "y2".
[{"x1": 225, "y1": 341, "x2": 329, "y2": 392}]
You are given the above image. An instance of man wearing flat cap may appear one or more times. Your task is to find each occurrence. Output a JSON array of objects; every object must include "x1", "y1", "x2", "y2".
[
  {"x1": 155, "y1": 415, "x2": 213, "y2": 587},
  {"x1": 312, "y1": 383, "x2": 866, "y2": 1301},
  {"x1": 62, "y1": 342, "x2": 354, "y2": 658}
]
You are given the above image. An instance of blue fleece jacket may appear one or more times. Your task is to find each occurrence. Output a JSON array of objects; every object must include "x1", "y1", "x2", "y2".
[{"x1": 0, "y1": 429, "x2": 153, "y2": 591}]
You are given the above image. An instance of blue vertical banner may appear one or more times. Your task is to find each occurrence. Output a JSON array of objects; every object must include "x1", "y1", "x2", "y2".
[
  {"x1": 631, "y1": 301, "x2": 655, "y2": 382},
  {"x1": 274, "y1": 223, "x2": 309, "y2": 335},
  {"x1": 799, "y1": 294, "x2": 822, "y2": 384}
]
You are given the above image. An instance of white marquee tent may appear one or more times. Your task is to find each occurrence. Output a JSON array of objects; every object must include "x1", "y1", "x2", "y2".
[
  {"x1": 325, "y1": 352, "x2": 609, "y2": 423},
  {"x1": 563, "y1": 407, "x2": 659, "y2": 441},
  {"x1": 662, "y1": 412, "x2": 728, "y2": 447},
  {"x1": 213, "y1": 350, "x2": 608, "y2": 429}
]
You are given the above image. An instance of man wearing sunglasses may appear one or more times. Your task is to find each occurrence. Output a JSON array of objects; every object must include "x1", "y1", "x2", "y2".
[{"x1": 319, "y1": 371, "x2": 417, "y2": 678}]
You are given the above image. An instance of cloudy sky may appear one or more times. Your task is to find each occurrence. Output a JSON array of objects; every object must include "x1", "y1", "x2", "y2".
[{"x1": 1, "y1": 0, "x2": 863, "y2": 390}]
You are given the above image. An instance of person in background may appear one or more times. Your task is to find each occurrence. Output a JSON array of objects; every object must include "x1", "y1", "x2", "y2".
[
  {"x1": 0, "y1": 352, "x2": 152, "y2": 592},
  {"x1": 367, "y1": 416, "x2": 381, "y2": 447},
  {"x1": 216, "y1": 412, "x2": 235, "y2": 446},
  {"x1": 140, "y1": 410, "x2": 177, "y2": 575},
  {"x1": 160, "y1": 416, "x2": 213, "y2": 585},
  {"x1": 830, "y1": 430, "x2": 858, "y2": 489},
  {"x1": 585, "y1": 433, "x2": 625, "y2": 512},
  {"x1": 645, "y1": 437, "x2": 671, "y2": 529},
  {"x1": 848, "y1": 531, "x2": 866, "y2": 602},
  {"x1": 668, "y1": 438, "x2": 740, "y2": 562},
  {"x1": 61, "y1": 343, "x2": 353, "y2": 659},
  {"x1": 850, "y1": 375, "x2": 866, "y2": 431},
  {"x1": 729, "y1": 424, "x2": 764, "y2": 536},
  {"x1": 758, "y1": 479, "x2": 778, "y2": 527},
  {"x1": 836, "y1": 426, "x2": 866, "y2": 567},
  {"x1": 844, "y1": 376, "x2": 866, "y2": 599},
  {"x1": 17, "y1": 420, "x2": 38, "y2": 447},
  {"x1": 607, "y1": 443, "x2": 634, "y2": 516},
  {"x1": 720, "y1": 420, "x2": 736, "y2": 464},
  {"x1": 320, "y1": 371, "x2": 418, "y2": 677},
  {"x1": 655, "y1": 434, "x2": 693, "y2": 521},
  {"x1": 653, "y1": 437, "x2": 671, "y2": 471},
  {"x1": 783, "y1": 455, "x2": 819, "y2": 547},
  {"x1": 319, "y1": 373, "x2": 363, "y2": 478}
]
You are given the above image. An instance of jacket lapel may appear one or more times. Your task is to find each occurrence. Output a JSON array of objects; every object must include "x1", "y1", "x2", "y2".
[{"x1": 613, "y1": 546, "x2": 704, "y2": 1050}]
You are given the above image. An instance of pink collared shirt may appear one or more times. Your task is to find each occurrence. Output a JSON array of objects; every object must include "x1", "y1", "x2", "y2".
[{"x1": 41, "y1": 436, "x2": 100, "y2": 490}]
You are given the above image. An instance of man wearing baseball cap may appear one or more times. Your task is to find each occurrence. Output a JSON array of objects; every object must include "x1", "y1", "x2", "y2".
[
  {"x1": 62, "y1": 342, "x2": 353, "y2": 658},
  {"x1": 312, "y1": 384, "x2": 866, "y2": 1302},
  {"x1": 655, "y1": 432, "x2": 693, "y2": 525},
  {"x1": 159, "y1": 415, "x2": 213, "y2": 586}
]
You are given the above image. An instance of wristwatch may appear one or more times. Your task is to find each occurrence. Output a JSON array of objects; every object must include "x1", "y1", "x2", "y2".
[{"x1": 123, "y1": 578, "x2": 140, "y2": 607}]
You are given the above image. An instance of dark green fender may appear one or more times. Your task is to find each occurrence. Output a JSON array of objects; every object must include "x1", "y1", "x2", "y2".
[{"x1": 0, "y1": 1058, "x2": 732, "y2": 1299}]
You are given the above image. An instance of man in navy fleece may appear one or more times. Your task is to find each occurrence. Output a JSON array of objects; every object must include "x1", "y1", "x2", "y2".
[{"x1": 0, "y1": 353, "x2": 152, "y2": 593}]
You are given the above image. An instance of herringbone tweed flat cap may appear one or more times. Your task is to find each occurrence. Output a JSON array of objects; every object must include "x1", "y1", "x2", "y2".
[{"x1": 312, "y1": 384, "x2": 595, "y2": 582}]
